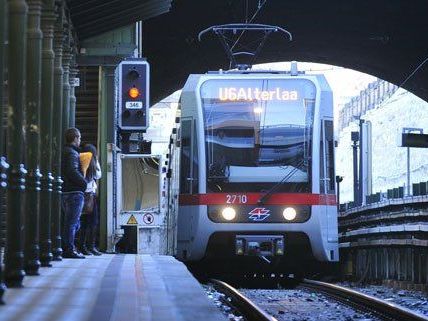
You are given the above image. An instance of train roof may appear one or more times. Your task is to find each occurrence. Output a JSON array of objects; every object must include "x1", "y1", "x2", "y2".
[
  {"x1": 182, "y1": 71, "x2": 332, "y2": 93},
  {"x1": 206, "y1": 69, "x2": 306, "y2": 75},
  {"x1": 181, "y1": 70, "x2": 333, "y2": 117}
]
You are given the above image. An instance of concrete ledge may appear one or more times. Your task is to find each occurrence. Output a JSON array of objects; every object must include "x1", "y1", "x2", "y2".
[
  {"x1": 339, "y1": 238, "x2": 428, "y2": 248},
  {"x1": 340, "y1": 195, "x2": 428, "y2": 217},
  {"x1": 339, "y1": 210, "x2": 428, "y2": 228},
  {"x1": 339, "y1": 223, "x2": 428, "y2": 238},
  {"x1": 382, "y1": 280, "x2": 428, "y2": 293}
]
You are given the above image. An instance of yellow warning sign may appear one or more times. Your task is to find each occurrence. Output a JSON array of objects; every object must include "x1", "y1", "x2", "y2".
[{"x1": 127, "y1": 214, "x2": 138, "y2": 225}]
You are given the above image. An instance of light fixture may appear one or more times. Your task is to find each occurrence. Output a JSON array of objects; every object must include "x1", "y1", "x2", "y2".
[
  {"x1": 222, "y1": 207, "x2": 236, "y2": 221},
  {"x1": 283, "y1": 207, "x2": 297, "y2": 221}
]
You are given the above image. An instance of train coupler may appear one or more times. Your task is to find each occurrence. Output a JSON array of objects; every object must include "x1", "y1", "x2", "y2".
[{"x1": 235, "y1": 235, "x2": 284, "y2": 257}]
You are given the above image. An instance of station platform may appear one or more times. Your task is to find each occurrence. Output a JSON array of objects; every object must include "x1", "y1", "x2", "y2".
[{"x1": 0, "y1": 254, "x2": 226, "y2": 321}]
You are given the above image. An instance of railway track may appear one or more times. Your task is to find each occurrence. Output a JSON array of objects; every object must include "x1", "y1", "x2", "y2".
[
  {"x1": 210, "y1": 279, "x2": 277, "y2": 321},
  {"x1": 209, "y1": 278, "x2": 428, "y2": 321},
  {"x1": 300, "y1": 279, "x2": 428, "y2": 321}
]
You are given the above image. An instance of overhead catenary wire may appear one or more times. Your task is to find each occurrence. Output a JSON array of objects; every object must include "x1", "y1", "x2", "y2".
[
  {"x1": 231, "y1": 0, "x2": 268, "y2": 51},
  {"x1": 354, "y1": 53, "x2": 428, "y2": 115},
  {"x1": 398, "y1": 54, "x2": 428, "y2": 89}
]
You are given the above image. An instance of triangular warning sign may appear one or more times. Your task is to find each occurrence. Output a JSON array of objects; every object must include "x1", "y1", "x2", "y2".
[{"x1": 127, "y1": 215, "x2": 138, "y2": 225}]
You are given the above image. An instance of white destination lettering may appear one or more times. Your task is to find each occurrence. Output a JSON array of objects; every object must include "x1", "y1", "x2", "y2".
[{"x1": 218, "y1": 87, "x2": 298, "y2": 101}]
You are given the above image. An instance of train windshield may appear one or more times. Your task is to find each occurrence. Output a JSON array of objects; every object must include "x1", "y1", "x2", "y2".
[{"x1": 201, "y1": 78, "x2": 316, "y2": 193}]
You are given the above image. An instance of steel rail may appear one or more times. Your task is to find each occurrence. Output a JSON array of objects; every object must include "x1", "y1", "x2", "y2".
[
  {"x1": 210, "y1": 279, "x2": 278, "y2": 321},
  {"x1": 301, "y1": 279, "x2": 428, "y2": 321}
]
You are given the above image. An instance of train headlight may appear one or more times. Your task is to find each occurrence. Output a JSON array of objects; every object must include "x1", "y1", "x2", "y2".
[
  {"x1": 282, "y1": 207, "x2": 297, "y2": 221},
  {"x1": 221, "y1": 207, "x2": 236, "y2": 221}
]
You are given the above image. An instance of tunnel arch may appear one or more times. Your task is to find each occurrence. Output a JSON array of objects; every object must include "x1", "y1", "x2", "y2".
[{"x1": 142, "y1": 0, "x2": 428, "y2": 103}]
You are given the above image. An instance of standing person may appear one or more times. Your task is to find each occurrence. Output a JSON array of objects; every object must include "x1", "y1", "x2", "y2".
[
  {"x1": 62, "y1": 128, "x2": 87, "y2": 259},
  {"x1": 79, "y1": 144, "x2": 102, "y2": 256}
]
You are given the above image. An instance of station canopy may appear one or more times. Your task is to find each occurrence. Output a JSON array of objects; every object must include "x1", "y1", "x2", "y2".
[{"x1": 67, "y1": 0, "x2": 173, "y2": 40}]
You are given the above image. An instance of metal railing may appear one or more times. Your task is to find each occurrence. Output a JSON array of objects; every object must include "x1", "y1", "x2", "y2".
[{"x1": 338, "y1": 79, "x2": 399, "y2": 130}]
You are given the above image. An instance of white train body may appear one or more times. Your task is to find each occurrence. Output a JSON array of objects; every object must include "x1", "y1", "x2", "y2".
[{"x1": 170, "y1": 69, "x2": 338, "y2": 270}]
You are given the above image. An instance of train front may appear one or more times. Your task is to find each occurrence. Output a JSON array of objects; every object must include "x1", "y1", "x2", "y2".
[{"x1": 177, "y1": 73, "x2": 338, "y2": 272}]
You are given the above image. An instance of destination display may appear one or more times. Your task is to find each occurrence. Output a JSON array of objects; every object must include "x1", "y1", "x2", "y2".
[{"x1": 218, "y1": 87, "x2": 298, "y2": 101}]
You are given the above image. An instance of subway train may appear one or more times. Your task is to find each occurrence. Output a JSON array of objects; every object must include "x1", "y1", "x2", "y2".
[{"x1": 167, "y1": 63, "x2": 339, "y2": 274}]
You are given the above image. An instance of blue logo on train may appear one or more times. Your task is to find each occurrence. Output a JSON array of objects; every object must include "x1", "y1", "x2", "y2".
[{"x1": 248, "y1": 207, "x2": 270, "y2": 221}]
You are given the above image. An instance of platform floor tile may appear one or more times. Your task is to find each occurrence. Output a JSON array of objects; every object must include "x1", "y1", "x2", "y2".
[{"x1": 0, "y1": 254, "x2": 226, "y2": 321}]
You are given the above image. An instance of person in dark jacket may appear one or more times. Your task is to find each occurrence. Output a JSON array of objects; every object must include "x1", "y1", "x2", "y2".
[{"x1": 61, "y1": 128, "x2": 87, "y2": 259}]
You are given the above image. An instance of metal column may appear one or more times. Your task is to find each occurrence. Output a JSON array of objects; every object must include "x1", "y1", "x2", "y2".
[
  {"x1": 62, "y1": 51, "x2": 71, "y2": 134},
  {"x1": 407, "y1": 147, "x2": 410, "y2": 195},
  {"x1": 0, "y1": 0, "x2": 8, "y2": 303},
  {"x1": 358, "y1": 120, "x2": 364, "y2": 205},
  {"x1": 351, "y1": 131, "x2": 359, "y2": 205},
  {"x1": 402, "y1": 128, "x2": 423, "y2": 196},
  {"x1": 39, "y1": 0, "x2": 55, "y2": 267},
  {"x1": 99, "y1": 66, "x2": 116, "y2": 251},
  {"x1": 4, "y1": 0, "x2": 28, "y2": 287},
  {"x1": 61, "y1": 18, "x2": 71, "y2": 131},
  {"x1": 335, "y1": 175, "x2": 343, "y2": 211},
  {"x1": 68, "y1": 58, "x2": 77, "y2": 128},
  {"x1": 361, "y1": 121, "x2": 372, "y2": 205},
  {"x1": 24, "y1": 0, "x2": 43, "y2": 275},
  {"x1": 51, "y1": 1, "x2": 64, "y2": 261}
]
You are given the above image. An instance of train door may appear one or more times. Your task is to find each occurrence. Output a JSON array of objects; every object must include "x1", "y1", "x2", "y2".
[
  {"x1": 177, "y1": 117, "x2": 199, "y2": 253},
  {"x1": 321, "y1": 120, "x2": 335, "y2": 196},
  {"x1": 320, "y1": 119, "x2": 338, "y2": 245},
  {"x1": 180, "y1": 117, "x2": 198, "y2": 194}
]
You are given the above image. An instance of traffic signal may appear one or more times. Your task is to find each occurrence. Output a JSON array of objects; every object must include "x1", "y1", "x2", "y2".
[{"x1": 117, "y1": 59, "x2": 150, "y2": 130}]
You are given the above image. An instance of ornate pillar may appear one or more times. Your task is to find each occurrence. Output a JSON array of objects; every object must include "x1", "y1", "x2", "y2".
[
  {"x1": 39, "y1": 0, "x2": 55, "y2": 267},
  {"x1": 69, "y1": 59, "x2": 77, "y2": 128},
  {"x1": 4, "y1": 0, "x2": 28, "y2": 287},
  {"x1": 0, "y1": 0, "x2": 8, "y2": 303},
  {"x1": 24, "y1": 0, "x2": 43, "y2": 275},
  {"x1": 62, "y1": 49, "x2": 71, "y2": 134},
  {"x1": 51, "y1": 0, "x2": 63, "y2": 261}
]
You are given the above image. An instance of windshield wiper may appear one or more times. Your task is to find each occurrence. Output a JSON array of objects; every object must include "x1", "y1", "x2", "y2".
[{"x1": 257, "y1": 159, "x2": 305, "y2": 205}]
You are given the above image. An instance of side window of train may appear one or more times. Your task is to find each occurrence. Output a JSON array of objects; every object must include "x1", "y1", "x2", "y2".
[
  {"x1": 320, "y1": 120, "x2": 335, "y2": 194},
  {"x1": 180, "y1": 119, "x2": 192, "y2": 194},
  {"x1": 192, "y1": 119, "x2": 199, "y2": 193},
  {"x1": 320, "y1": 122, "x2": 325, "y2": 194},
  {"x1": 180, "y1": 118, "x2": 198, "y2": 194}
]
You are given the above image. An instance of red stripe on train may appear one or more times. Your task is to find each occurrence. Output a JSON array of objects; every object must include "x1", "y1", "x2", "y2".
[{"x1": 179, "y1": 193, "x2": 337, "y2": 206}]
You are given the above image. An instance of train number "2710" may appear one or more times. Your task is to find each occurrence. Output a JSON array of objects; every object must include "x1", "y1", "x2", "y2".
[{"x1": 226, "y1": 194, "x2": 248, "y2": 204}]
